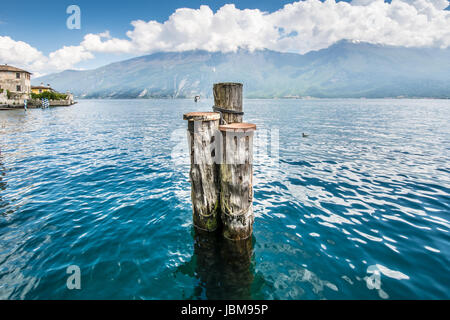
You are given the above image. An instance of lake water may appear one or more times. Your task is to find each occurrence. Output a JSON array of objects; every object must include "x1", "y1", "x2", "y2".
[{"x1": 0, "y1": 99, "x2": 449, "y2": 299}]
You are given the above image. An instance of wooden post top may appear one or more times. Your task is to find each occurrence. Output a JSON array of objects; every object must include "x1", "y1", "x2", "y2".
[
  {"x1": 219, "y1": 123, "x2": 256, "y2": 132},
  {"x1": 183, "y1": 112, "x2": 220, "y2": 121},
  {"x1": 214, "y1": 82, "x2": 243, "y2": 87}
]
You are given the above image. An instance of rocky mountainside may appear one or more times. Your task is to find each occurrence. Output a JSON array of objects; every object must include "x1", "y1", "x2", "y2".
[{"x1": 34, "y1": 40, "x2": 450, "y2": 98}]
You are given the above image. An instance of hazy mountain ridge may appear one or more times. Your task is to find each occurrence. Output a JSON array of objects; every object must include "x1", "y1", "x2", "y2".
[{"x1": 34, "y1": 41, "x2": 450, "y2": 98}]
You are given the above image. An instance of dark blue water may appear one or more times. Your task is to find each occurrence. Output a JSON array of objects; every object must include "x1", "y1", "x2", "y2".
[{"x1": 0, "y1": 99, "x2": 449, "y2": 299}]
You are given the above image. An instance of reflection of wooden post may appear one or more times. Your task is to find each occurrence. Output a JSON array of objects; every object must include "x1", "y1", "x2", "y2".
[
  {"x1": 220, "y1": 237, "x2": 254, "y2": 298},
  {"x1": 189, "y1": 229, "x2": 254, "y2": 299},
  {"x1": 219, "y1": 123, "x2": 256, "y2": 240},
  {"x1": 183, "y1": 112, "x2": 221, "y2": 232},
  {"x1": 192, "y1": 229, "x2": 222, "y2": 299},
  {"x1": 213, "y1": 83, "x2": 243, "y2": 124}
]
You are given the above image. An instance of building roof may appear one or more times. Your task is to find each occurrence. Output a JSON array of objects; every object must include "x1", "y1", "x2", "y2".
[
  {"x1": 32, "y1": 85, "x2": 53, "y2": 90},
  {"x1": 0, "y1": 64, "x2": 31, "y2": 74}
]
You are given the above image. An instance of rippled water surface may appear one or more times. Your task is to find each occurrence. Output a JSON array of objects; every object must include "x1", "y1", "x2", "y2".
[{"x1": 0, "y1": 99, "x2": 449, "y2": 299}]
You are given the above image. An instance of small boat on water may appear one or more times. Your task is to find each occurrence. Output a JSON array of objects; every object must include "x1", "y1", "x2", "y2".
[{"x1": 194, "y1": 95, "x2": 200, "y2": 102}]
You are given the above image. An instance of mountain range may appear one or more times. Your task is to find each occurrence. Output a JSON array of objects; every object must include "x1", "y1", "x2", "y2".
[{"x1": 34, "y1": 40, "x2": 450, "y2": 99}]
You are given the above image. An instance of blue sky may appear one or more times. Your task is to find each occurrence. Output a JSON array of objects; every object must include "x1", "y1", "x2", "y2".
[{"x1": 0, "y1": 0, "x2": 448, "y2": 75}]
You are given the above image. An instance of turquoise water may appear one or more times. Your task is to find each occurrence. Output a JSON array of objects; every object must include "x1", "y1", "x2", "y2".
[{"x1": 0, "y1": 99, "x2": 449, "y2": 299}]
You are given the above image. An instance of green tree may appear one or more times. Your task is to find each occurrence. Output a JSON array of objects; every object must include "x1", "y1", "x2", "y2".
[{"x1": 31, "y1": 91, "x2": 68, "y2": 100}]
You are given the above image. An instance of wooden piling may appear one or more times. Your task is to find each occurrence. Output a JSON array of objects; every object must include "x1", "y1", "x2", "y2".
[
  {"x1": 184, "y1": 83, "x2": 256, "y2": 241},
  {"x1": 219, "y1": 123, "x2": 256, "y2": 240},
  {"x1": 183, "y1": 112, "x2": 221, "y2": 232},
  {"x1": 213, "y1": 83, "x2": 243, "y2": 124}
]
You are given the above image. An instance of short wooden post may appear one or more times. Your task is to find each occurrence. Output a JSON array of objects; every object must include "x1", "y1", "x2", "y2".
[
  {"x1": 219, "y1": 123, "x2": 256, "y2": 240},
  {"x1": 183, "y1": 112, "x2": 221, "y2": 232},
  {"x1": 213, "y1": 83, "x2": 243, "y2": 124}
]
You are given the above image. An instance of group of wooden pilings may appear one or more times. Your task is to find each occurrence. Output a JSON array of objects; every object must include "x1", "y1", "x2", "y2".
[{"x1": 183, "y1": 83, "x2": 256, "y2": 241}]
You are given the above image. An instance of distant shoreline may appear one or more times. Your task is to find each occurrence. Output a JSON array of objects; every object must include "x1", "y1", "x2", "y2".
[{"x1": 72, "y1": 97, "x2": 450, "y2": 100}]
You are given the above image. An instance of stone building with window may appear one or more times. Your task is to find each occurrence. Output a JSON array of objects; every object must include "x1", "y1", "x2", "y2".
[{"x1": 0, "y1": 64, "x2": 32, "y2": 100}]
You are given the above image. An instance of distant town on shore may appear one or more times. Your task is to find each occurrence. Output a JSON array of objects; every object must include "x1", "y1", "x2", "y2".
[{"x1": 0, "y1": 64, "x2": 75, "y2": 109}]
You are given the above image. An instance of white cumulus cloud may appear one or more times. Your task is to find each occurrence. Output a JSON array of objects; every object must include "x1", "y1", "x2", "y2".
[
  {"x1": 0, "y1": 0, "x2": 449, "y2": 75},
  {"x1": 0, "y1": 36, "x2": 45, "y2": 66},
  {"x1": 80, "y1": 0, "x2": 450, "y2": 54},
  {"x1": 0, "y1": 36, "x2": 94, "y2": 75},
  {"x1": 47, "y1": 45, "x2": 94, "y2": 70}
]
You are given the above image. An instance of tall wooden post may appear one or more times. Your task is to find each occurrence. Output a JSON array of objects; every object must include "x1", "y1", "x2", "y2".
[
  {"x1": 213, "y1": 83, "x2": 243, "y2": 124},
  {"x1": 219, "y1": 123, "x2": 256, "y2": 240},
  {"x1": 183, "y1": 112, "x2": 221, "y2": 232}
]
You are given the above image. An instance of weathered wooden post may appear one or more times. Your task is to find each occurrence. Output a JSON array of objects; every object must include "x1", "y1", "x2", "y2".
[
  {"x1": 183, "y1": 112, "x2": 221, "y2": 232},
  {"x1": 219, "y1": 123, "x2": 256, "y2": 240},
  {"x1": 213, "y1": 83, "x2": 243, "y2": 124},
  {"x1": 214, "y1": 82, "x2": 256, "y2": 240},
  {"x1": 184, "y1": 83, "x2": 256, "y2": 240}
]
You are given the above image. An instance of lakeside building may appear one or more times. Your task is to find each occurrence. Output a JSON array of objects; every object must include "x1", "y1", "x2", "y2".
[
  {"x1": 0, "y1": 64, "x2": 75, "y2": 108},
  {"x1": 32, "y1": 84, "x2": 55, "y2": 94},
  {"x1": 0, "y1": 64, "x2": 32, "y2": 100}
]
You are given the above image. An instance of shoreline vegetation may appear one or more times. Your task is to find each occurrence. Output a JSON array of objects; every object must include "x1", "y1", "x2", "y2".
[{"x1": 31, "y1": 91, "x2": 68, "y2": 100}]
